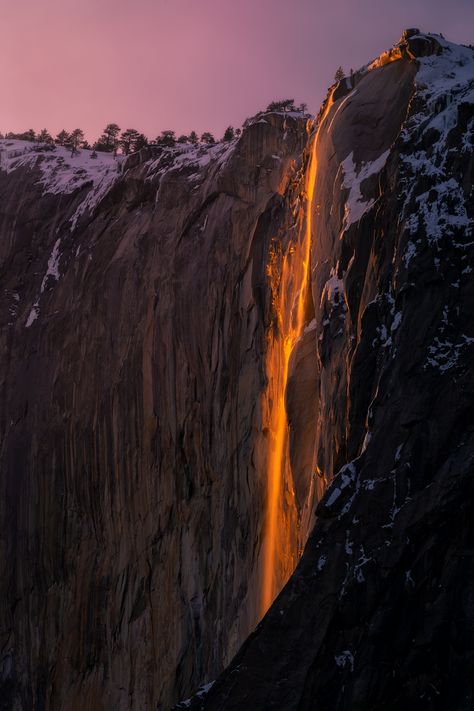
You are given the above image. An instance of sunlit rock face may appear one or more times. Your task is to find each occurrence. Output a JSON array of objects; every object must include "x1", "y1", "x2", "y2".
[
  {"x1": 0, "y1": 116, "x2": 311, "y2": 710},
  {"x1": 186, "y1": 32, "x2": 474, "y2": 711}
]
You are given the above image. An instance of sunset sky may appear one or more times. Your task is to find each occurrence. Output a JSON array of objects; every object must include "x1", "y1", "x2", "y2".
[{"x1": 2, "y1": 0, "x2": 473, "y2": 142}]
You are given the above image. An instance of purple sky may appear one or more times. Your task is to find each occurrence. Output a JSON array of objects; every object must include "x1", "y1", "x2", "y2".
[{"x1": 2, "y1": 0, "x2": 473, "y2": 142}]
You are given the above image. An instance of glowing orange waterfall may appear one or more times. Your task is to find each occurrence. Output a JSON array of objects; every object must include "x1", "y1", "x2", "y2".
[{"x1": 260, "y1": 94, "x2": 334, "y2": 615}]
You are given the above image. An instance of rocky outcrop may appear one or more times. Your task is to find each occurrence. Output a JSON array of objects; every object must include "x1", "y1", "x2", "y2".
[{"x1": 183, "y1": 32, "x2": 474, "y2": 711}]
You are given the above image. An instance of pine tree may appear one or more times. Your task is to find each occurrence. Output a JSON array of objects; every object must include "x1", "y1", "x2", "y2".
[
  {"x1": 334, "y1": 66, "x2": 345, "y2": 83},
  {"x1": 266, "y1": 99, "x2": 296, "y2": 113},
  {"x1": 119, "y1": 128, "x2": 140, "y2": 155},
  {"x1": 134, "y1": 133, "x2": 149, "y2": 151},
  {"x1": 56, "y1": 130, "x2": 70, "y2": 146},
  {"x1": 200, "y1": 132, "x2": 215, "y2": 145},
  {"x1": 38, "y1": 129, "x2": 54, "y2": 144},
  {"x1": 69, "y1": 128, "x2": 84, "y2": 156},
  {"x1": 94, "y1": 123, "x2": 121, "y2": 152},
  {"x1": 177, "y1": 134, "x2": 189, "y2": 144},
  {"x1": 188, "y1": 131, "x2": 198, "y2": 145},
  {"x1": 156, "y1": 130, "x2": 176, "y2": 147},
  {"x1": 223, "y1": 126, "x2": 235, "y2": 142},
  {"x1": 104, "y1": 123, "x2": 120, "y2": 147}
]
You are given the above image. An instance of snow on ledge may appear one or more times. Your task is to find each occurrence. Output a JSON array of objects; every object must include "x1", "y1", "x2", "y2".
[
  {"x1": 341, "y1": 149, "x2": 390, "y2": 227},
  {"x1": 0, "y1": 140, "x2": 122, "y2": 229},
  {"x1": 0, "y1": 139, "x2": 121, "y2": 191}
]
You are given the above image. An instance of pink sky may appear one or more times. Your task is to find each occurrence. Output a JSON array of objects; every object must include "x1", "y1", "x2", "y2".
[{"x1": 2, "y1": 0, "x2": 473, "y2": 142}]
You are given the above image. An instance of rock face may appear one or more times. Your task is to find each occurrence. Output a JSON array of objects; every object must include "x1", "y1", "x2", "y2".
[
  {"x1": 0, "y1": 118, "x2": 311, "y2": 709},
  {"x1": 1, "y1": 30, "x2": 473, "y2": 711},
  {"x1": 182, "y1": 32, "x2": 474, "y2": 711}
]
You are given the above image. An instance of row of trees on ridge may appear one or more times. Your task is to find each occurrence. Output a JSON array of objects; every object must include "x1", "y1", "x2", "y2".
[
  {"x1": 1, "y1": 97, "x2": 320, "y2": 157},
  {"x1": 0, "y1": 125, "x2": 243, "y2": 156}
]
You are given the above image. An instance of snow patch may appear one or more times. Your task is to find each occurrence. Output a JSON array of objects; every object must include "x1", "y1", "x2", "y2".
[
  {"x1": 391, "y1": 311, "x2": 402, "y2": 332},
  {"x1": 25, "y1": 301, "x2": 39, "y2": 328},
  {"x1": 425, "y1": 335, "x2": 474, "y2": 372},
  {"x1": 40, "y1": 239, "x2": 61, "y2": 292},
  {"x1": 176, "y1": 681, "x2": 215, "y2": 709},
  {"x1": 335, "y1": 650, "x2": 354, "y2": 672},
  {"x1": 317, "y1": 555, "x2": 327, "y2": 571},
  {"x1": 322, "y1": 269, "x2": 345, "y2": 307},
  {"x1": 341, "y1": 149, "x2": 390, "y2": 227},
  {"x1": 325, "y1": 462, "x2": 357, "y2": 508}
]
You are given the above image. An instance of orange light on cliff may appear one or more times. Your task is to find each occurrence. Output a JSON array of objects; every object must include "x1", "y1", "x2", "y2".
[{"x1": 261, "y1": 94, "x2": 334, "y2": 615}]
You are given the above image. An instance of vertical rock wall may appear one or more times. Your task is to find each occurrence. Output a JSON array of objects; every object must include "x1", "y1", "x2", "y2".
[{"x1": 0, "y1": 116, "x2": 311, "y2": 710}]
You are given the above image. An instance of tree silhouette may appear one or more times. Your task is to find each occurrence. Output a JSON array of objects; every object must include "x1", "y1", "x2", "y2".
[
  {"x1": 55, "y1": 130, "x2": 70, "y2": 146},
  {"x1": 223, "y1": 126, "x2": 235, "y2": 141},
  {"x1": 94, "y1": 123, "x2": 121, "y2": 152},
  {"x1": 200, "y1": 132, "x2": 215, "y2": 145},
  {"x1": 69, "y1": 128, "x2": 84, "y2": 156},
  {"x1": 266, "y1": 99, "x2": 296, "y2": 113},
  {"x1": 120, "y1": 128, "x2": 140, "y2": 155},
  {"x1": 334, "y1": 66, "x2": 345, "y2": 82},
  {"x1": 6, "y1": 130, "x2": 35, "y2": 141},
  {"x1": 156, "y1": 130, "x2": 176, "y2": 147},
  {"x1": 134, "y1": 133, "x2": 149, "y2": 151},
  {"x1": 37, "y1": 129, "x2": 54, "y2": 144}
]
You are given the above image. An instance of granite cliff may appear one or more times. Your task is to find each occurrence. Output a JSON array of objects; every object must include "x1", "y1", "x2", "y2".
[
  {"x1": 1, "y1": 104, "x2": 315, "y2": 710},
  {"x1": 1, "y1": 29, "x2": 473, "y2": 711},
  {"x1": 183, "y1": 29, "x2": 474, "y2": 711}
]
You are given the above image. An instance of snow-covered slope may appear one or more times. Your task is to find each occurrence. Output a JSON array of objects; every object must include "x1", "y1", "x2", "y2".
[
  {"x1": 0, "y1": 139, "x2": 121, "y2": 232},
  {"x1": 0, "y1": 139, "x2": 120, "y2": 195}
]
